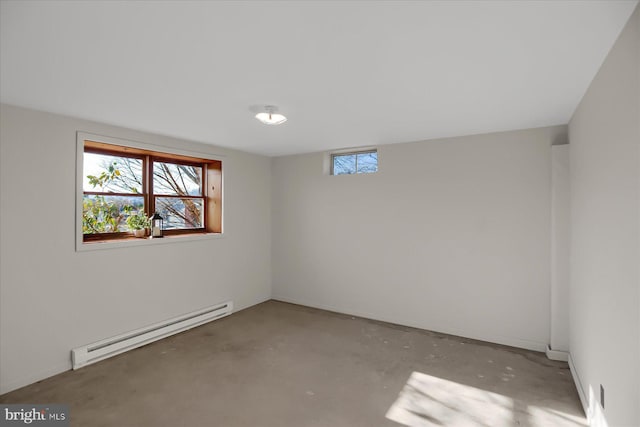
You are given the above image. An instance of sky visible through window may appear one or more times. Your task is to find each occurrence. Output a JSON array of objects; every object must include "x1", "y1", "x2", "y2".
[
  {"x1": 333, "y1": 151, "x2": 378, "y2": 175},
  {"x1": 83, "y1": 152, "x2": 110, "y2": 190},
  {"x1": 83, "y1": 152, "x2": 142, "y2": 193}
]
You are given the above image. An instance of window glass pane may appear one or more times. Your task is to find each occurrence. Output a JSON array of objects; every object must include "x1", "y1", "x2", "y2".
[
  {"x1": 153, "y1": 162, "x2": 202, "y2": 196},
  {"x1": 82, "y1": 195, "x2": 144, "y2": 234},
  {"x1": 357, "y1": 152, "x2": 378, "y2": 173},
  {"x1": 155, "y1": 197, "x2": 204, "y2": 229},
  {"x1": 333, "y1": 154, "x2": 356, "y2": 175},
  {"x1": 83, "y1": 152, "x2": 143, "y2": 193}
]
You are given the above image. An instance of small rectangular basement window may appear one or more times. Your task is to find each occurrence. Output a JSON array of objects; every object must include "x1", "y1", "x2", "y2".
[{"x1": 331, "y1": 150, "x2": 378, "y2": 175}]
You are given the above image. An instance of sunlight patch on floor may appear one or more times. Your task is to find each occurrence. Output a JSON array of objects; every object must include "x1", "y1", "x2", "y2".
[{"x1": 385, "y1": 371, "x2": 587, "y2": 427}]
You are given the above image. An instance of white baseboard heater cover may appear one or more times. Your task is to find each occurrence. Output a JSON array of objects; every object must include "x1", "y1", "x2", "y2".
[{"x1": 71, "y1": 301, "x2": 233, "y2": 370}]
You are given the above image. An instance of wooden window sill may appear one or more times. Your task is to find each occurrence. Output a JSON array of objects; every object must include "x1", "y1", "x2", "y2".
[{"x1": 77, "y1": 232, "x2": 224, "y2": 252}]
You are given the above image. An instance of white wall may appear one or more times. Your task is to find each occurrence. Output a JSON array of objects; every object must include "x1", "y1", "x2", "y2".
[
  {"x1": 568, "y1": 5, "x2": 639, "y2": 427},
  {"x1": 551, "y1": 144, "x2": 570, "y2": 353},
  {"x1": 0, "y1": 104, "x2": 272, "y2": 394},
  {"x1": 272, "y1": 126, "x2": 566, "y2": 352}
]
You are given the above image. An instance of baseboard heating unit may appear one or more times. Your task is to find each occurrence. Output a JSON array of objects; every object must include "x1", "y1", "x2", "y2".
[{"x1": 71, "y1": 301, "x2": 233, "y2": 369}]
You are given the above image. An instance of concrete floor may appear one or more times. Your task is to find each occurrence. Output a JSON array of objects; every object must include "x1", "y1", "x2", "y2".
[{"x1": 1, "y1": 300, "x2": 585, "y2": 427}]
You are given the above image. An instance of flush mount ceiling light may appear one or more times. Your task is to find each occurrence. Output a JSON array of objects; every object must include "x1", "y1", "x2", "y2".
[{"x1": 255, "y1": 105, "x2": 287, "y2": 125}]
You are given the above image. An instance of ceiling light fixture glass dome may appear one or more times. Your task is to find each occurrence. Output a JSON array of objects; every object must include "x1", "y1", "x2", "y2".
[{"x1": 255, "y1": 105, "x2": 287, "y2": 125}]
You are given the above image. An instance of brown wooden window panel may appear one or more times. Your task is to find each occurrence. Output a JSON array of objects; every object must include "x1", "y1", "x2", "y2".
[{"x1": 82, "y1": 140, "x2": 222, "y2": 242}]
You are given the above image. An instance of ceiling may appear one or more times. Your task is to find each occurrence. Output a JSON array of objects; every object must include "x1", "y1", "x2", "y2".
[{"x1": 1, "y1": 1, "x2": 637, "y2": 156}]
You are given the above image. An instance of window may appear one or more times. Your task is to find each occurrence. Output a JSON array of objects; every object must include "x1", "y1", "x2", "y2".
[
  {"x1": 81, "y1": 138, "x2": 222, "y2": 243},
  {"x1": 331, "y1": 150, "x2": 378, "y2": 175}
]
